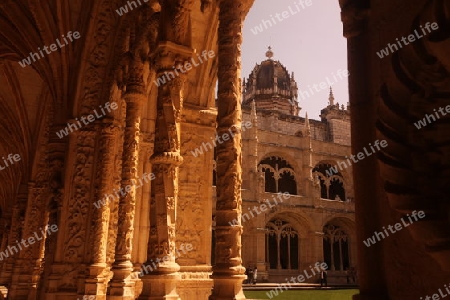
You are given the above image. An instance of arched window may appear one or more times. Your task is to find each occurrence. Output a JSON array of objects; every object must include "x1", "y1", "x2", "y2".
[
  {"x1": 323, "y1": 224, "x2": 349, "y2": 271},
  {"x1": 312, "y1": 163, "x2": 345, "y2": 200},
  {"x1": 265, "y1": 219, "x2": 298, "y2": 270},
  {"x1": 258, "y1": 156, "x2": 297, "y2": 195}
]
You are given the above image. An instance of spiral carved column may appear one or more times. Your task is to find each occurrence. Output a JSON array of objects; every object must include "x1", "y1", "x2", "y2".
[
  {"x1": 209, "y1": 1, "x2": 249, "y2": 299},
  {"x1": 109, "y1": 70, "x2": 146, "y2": 299}
]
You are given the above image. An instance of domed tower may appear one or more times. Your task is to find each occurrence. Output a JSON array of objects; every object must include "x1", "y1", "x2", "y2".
[{"x1": 242, "y1": 46, "x2": 300, "y2": 116}]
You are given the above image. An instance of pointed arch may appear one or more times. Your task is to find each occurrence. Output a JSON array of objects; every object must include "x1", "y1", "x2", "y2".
[
  {"x1": 313, "y1": 162, "x2": 346, "y2": 201},
  {"x1": 258, "y1": 155, "x2": 297, "y2": 195}
]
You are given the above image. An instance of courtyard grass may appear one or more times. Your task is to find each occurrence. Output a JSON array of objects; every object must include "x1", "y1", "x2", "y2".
[{"x1": 244, "y1": 289, "x2": 359, "y2": 300}]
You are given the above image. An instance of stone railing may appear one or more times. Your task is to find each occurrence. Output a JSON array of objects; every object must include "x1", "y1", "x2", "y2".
[{"x1": 314, "y1": 197, "x2": 355, "y2": 212}]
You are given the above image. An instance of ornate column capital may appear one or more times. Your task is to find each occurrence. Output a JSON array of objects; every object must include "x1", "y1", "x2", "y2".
[{"x1": 152, "y1": 41, "x2": 194, "y2": 71}]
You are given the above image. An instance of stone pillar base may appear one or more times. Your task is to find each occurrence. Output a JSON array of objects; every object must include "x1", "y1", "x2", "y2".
[
  {"x1": 107, "y1": 266, "x2": 139, "y2": 300},
  {"x1": 108, "y1": 278, "x2": 137, "y2": 299},
  {"x1": 83, "y1": 263, "x2": 108, "y2": 300},
  {"x1": 9, "y1": 266, "x2": 40, "y2": 300},
  {"x1": 138, "y1": 273, "x2": 180, "y2": 300},
  {"x1": 177, "y1": 268, "x2": 213, "y2": 300},
  {"x1": 209, "y1": 275, "x2": 246, "y2": 300}
]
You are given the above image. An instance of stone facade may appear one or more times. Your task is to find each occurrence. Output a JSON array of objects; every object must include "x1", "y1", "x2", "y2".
[{"x1": 231, "y1": 52, "x2": 355, "y2": 283}]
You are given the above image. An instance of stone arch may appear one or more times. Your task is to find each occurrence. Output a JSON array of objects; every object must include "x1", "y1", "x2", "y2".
[
  {"x1": 322, "y1": 215, "x2": 356, "y2": 230},
  {"x1": 261, "y1": 210, "x2": 318, "y2": 284},
  {"x1": 312, "y1": 161, "x2": 347, "y2": 201},
  {"x1": 266, "y1": 210, "x2": 314, "y2": 238},
  {"x1": 258, "y1": 154, "x2": 298, "y2": 195},
  {"x1": 265, "y1": 218, "x2": 299, "y2": 270},
  {"x1": 258, "y1": 151, "x2": 301, "y2": 174},
  {"x1": 313, "y1": 159, "x2": 352, "y2": 183},
  {"x1": 321, "y1": 216, "x2": 356, "y2": 272}
]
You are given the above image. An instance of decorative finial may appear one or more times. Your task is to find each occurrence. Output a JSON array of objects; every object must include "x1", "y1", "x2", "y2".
[
  {"x1": 305, "y1": 112, "x2": 311, "y2": 136},
  {"x1": 328, "y1": 86, "x2": 335, "y2": 106},
  {"x1": 266, "y1": 46, "x2": 274, "y2": 59}
]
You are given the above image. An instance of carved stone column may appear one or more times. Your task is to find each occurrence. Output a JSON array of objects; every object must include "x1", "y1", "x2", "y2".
[
  {"x1": 176, "y1": 108, "x2": 216, "y2": 300},
  {"x1": 9, "y1": 184, "x2": 51, "y2": 299},
  {"x1": 46, "y1": 124, "x2": 116, "y2": 299},
  {"x1": 109, "y1": 60, "x2": 146, "y2": 299},
  {"x1": 209, "y1": 0, "x2": 248, "y2": 299},
  {"x1": 0, "y1": 184, "x2": 27, "y2": 286},
  {"x1": 139, "y1": 41, "x2": 191, "y2": 300},
  {"x1": 83, "y1": 121, "x2": 121, "y2": 299}
]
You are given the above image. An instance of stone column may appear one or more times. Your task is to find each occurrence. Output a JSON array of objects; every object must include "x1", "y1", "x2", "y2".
[
  {"x1": 9, "y1": 183, "x2": 53, "y2": 299},
  {"x1": 0, "y1": 185, "x2": 27, "y2": 286},
  {"x1": 209, "y1": 0, "x2": 247, "y2": 298},
  {"x1": 46, "y1": 120, "x2": 118, "y2": 299},
  {"x1": 139, "y1": 41, "x2": 191, "y2": 300},
  {"x1": 313, "y1": 231, "x2": 325, "y2": 266},
  {"x1": 341, "y1": 2, "x2": 388, "y2": 299},
  {"x1": 81, "y1": 121, "x2": 121, "y2": 300},
  {"x1": 176, "y1": 107, "x2": 216, "y2": 299},
  {"x1": 109, "y1": 58, "x2": 146, "y2": 300}
]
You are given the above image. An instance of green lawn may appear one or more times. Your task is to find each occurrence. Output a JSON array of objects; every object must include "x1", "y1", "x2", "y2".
[{"x1": 244, "y1": 289, "x2": 359, "y2": 300}]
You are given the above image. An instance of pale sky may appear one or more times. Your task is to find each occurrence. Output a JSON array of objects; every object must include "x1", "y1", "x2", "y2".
[{"x1": 242, "y1": 0, "x2": 348, "y2": 119}]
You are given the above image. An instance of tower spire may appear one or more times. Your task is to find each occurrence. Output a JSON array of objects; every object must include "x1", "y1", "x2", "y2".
[
  {"x1": 265, "y1": 46, "x2": 274, "y2": 59},
  {"x1": 328, "y1": 87, "x2": 335, "y2": 106}
]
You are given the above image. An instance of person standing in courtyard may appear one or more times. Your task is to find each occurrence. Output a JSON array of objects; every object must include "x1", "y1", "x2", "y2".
[
  {"x1": 247, "y1": 267, "x2": 253, "y2": 284},
  {"x1": 320, "y1": 269, "x2": 328, "y2": 287},
  {"x1": 350, "y1": 267, "x2": 357, "y2": 283},
  {"x1": 253, "y1": 267, "x2": 257, "y2": 284}
]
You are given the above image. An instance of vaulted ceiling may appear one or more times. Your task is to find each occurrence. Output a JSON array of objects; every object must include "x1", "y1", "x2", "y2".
[{"x1": 0, "y1": 0, "x2": 227, "y2": 215}]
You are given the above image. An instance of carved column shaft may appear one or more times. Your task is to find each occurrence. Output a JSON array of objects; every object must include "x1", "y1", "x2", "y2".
[
  {"x1": 9, "y1": 183, "x2": 53, "y2": 299},
  {"x1": 81, "y1": 122, "x2": 121, "y2": 299},
  {"x1": 141, "y1": 42, "x2": 191, "y2": 300},
  {"x1": 113, "y1": 98, "x2": 143, "y2": 267},
  {"x1": 109, "y1": 63, "x2": 146, "y2": 298},
  {"x1": 0, "y1": 185, "x2": 27, "y2": 286},
  {"x1": 46, "y1": 130, "x2": 96, "y2": 296},
  {"x1": 148, "y1": 44, "x2": 187, "y2": 274},
  {"x1": 92, "y1": 122, "x2": 119, "y2": 268},
  {"x1": 210, "y1": 1, "x2": 246, "y2": 299}
]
